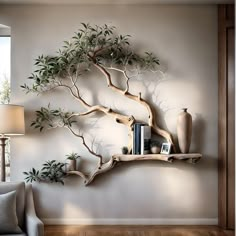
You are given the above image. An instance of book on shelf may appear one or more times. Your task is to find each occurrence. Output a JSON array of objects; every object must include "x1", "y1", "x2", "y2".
[
  {"x1": 132, "y1": 123, "x2": 151, "y2": 155},
  {"x1": 140, "y1": 125, "x2": 151, "y2": 155},
  {"x1": 132, "y1": 123, "x2": 143, "y2": 155}
]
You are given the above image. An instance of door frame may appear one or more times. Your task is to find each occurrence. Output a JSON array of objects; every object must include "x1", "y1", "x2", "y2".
[{"x1": 218, "y1": 4, "x2": 235, "y2": 229}]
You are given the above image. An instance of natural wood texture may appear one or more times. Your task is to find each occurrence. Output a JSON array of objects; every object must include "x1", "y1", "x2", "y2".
[
  {"x1": 44, "y1": 225, "x2": 234, "y2": 236},
  {"x1": 113, "y1": 153, "x2": 202, "y2": 163},
  {"x1": 66, "y1": 100, "x2": 135, "y2": 166},
  {"x1": 67, "y1": 157, "x2": 116, "y2": 185},
  {"x1": 218, "y1": 5, "x2": 227, "y2": 229},
  {"x1": 93, "y1": 62, "x2": 176, "y2": 153},
  {"x1": 218, "y1": 4, "x2": 235, "y2": 230},
  {"x1": 227, "y1": 27, "x2": 235, "y2": 230},
  {"x1": 67, "y1": 153, "x2": 202, "y2": 185}
]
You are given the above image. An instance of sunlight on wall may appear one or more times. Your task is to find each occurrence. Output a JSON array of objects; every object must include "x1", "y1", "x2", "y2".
[
  {"x1": 161, "y1": 168, "x2": 204, "y2": 213},
  {"x1": 63, "y1": 202, "x2": 91, "y2": 220},
  {"x1": 2, "y1": 4, "x2": 218, "y2": 222}
]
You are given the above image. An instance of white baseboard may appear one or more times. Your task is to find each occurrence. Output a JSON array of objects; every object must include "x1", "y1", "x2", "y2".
[{"x1": 42, "y1": 218, "x2": 218, "y2": 225}]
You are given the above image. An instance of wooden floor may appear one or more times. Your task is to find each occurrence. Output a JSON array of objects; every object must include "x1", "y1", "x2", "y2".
[{"x1": 44, "y1": 226, "x2": 235, "y2": 236}]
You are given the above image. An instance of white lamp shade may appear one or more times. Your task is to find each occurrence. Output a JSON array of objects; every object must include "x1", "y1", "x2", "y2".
[{"x1": 0, "y1": 104, "x2": 25, "y2": 136}]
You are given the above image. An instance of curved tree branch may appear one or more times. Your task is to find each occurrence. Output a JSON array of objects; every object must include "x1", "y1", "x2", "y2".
[
  {"x1": 66, "y1": 125, "x2": 104, "y2": 166},
  {"x1": 92, "y1": 62, "x2": 176, "y2": 152},
  {"x1": 67, "y1": 152, "x2": 202, "y2": 185},
  {"x1": 106, "y1": 67, "x2": 130, "y2": 93},
  {"x1": 69, "y1": 105, "x2": 134, "y2": 126},
  {"x1": 68, "y1": 105, "x2": 135, "y2": 153},
  {"x1": 57, "y1": 82, "x2": 91, "y2": 109}
]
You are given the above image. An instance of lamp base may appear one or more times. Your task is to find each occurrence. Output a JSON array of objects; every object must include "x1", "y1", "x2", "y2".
[{"x1": 0, "y1": 137, "x2": 8, "y2": 182}]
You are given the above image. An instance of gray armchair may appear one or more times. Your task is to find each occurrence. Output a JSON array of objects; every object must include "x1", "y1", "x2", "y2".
[{"x1": 0, "y1": 182, "x2": 44, "y2": 236}]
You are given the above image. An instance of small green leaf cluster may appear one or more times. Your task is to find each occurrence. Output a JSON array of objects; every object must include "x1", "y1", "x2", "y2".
[
  {"x1": 24, "y1": 160, "x2": 66, "y2": 185},
  {"x1": 21, "y1": 55, "x2": 64, "y2": 93},
  {"x1": 72, "y1": 23, "x2": 117, "y2": 52},
  {"x1": 150, "y1": 140, "x2": 161, "y2": 147},
  {"x1": 66, "y1": 152, "x2": 80, "y2": 160},
  {"x1": 31, "y1": 104, "x2": 76, "y2": 132},
  {"x1": 21, "y1": 23, "x2": 160, "y2": 94},
  {"x1": 23, "y1": 168, "x2": 40, "y2": 183}
]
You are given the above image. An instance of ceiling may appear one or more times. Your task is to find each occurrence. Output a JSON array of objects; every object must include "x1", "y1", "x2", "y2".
[{"x1": 0, "y1": 0, "x2": 234, "y2": 4}]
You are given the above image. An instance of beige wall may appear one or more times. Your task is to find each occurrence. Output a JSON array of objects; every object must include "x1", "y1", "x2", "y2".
[{"x1": 0, "y1": 4, "x2": 218, "y2": 224}]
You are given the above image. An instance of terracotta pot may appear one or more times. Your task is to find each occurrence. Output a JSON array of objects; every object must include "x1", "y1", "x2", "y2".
[
  {"x1": 177, "y1": 108, "x2": 192, "y2": 153},
  {"x1": 68, "y1": 159, "x2": 76, "y2": 171}
]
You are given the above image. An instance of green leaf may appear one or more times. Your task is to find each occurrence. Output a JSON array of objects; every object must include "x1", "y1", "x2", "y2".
[{"x1": 81, "y1": 23, "x2": 87, "y2": 29}]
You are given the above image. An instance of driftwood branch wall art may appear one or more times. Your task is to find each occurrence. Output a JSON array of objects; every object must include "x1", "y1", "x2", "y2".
[{"x1": 22, "y1": 23, "x2": 201, "y2": 185}]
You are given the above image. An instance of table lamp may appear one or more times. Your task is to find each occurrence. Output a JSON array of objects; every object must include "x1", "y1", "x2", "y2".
[{"x1": 0, "y1": 104, "x2": 25, "y2": 181}]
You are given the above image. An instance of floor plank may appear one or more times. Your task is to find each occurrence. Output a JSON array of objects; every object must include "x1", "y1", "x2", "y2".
[{"x1": 44, "y1": 226, "x2": 235, "y2": 236}]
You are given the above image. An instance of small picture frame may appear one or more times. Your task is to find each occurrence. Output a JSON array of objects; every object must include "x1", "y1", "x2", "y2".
[{"x1": 160, "y1": 143, "x2": 171, "y2": 154}]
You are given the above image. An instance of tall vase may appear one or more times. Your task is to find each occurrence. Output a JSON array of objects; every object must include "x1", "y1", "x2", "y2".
[{"x1": 177, "y1": 108, "x2": 192, "y2": 153}]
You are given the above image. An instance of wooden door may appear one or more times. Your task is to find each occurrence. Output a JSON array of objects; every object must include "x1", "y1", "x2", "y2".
[{"x1": 218, "y1": 4, "x2": 235, "y2": 230}]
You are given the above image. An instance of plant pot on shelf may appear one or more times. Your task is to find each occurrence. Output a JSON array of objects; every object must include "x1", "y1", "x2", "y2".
[
  {"x1": 150, "y1": 145, "x2": 161, "y2": 154},
  {"x1": 66, "y1": 152, "x2": 80, "y2": 172},
  {"x1": 121, "y1": 146, "x2": 129, "y2": 154},
  {"x1": 68, "y1": 159, "x2": 77, "y2": 171},
  {"x1": 177, "y1": 108, "x2": 192, "y2": 153}
]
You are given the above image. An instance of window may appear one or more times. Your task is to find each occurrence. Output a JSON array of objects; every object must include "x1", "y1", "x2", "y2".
[
  {"x1": 0, "y1": 36, "x2": 10, "y2": 104},
  {"x1": 0, "y1": 35, "x2": 11, "y2": 180}
]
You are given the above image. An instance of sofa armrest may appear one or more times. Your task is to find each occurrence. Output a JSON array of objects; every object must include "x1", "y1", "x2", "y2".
[{"x1": 25, "y1": 184, "x2": 44, "y2": 236}]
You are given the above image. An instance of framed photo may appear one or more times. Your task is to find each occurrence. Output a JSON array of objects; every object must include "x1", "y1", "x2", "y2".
[{"x1": 160, "y1": 143, "x2": 171, "y2": 154}]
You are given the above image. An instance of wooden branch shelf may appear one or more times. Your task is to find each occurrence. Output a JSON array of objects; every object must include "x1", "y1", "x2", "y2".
[
  {"x1": 67, "y1": 153, "x2": 202, "y2": 186},
  {"x1": 113, "y1": 153, "x2": 202, "y2": 164}
]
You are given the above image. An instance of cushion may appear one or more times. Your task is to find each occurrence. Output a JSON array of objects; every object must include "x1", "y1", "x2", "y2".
[
  {"x1": 0, "y1": 182, "x2": 25, "y2": 229},
  {"x1": 0, "y1": 191, "x2": 22, "y2": 234}
]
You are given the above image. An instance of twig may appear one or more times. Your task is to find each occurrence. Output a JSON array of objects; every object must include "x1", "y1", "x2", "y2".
[{"x1": 66, "y1": 126, "x2": 104, "y2": 166}]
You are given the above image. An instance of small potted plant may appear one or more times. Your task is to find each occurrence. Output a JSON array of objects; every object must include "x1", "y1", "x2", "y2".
[
  {"x1": 150, "y1": 140, "x2": 161, "y2": 154},
  {"x1": 121, "y1": 146, "x2": 129, "y2": 154},
  {"x1": 66, "y1": 152, "x2": 80, "y2": 171}
]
